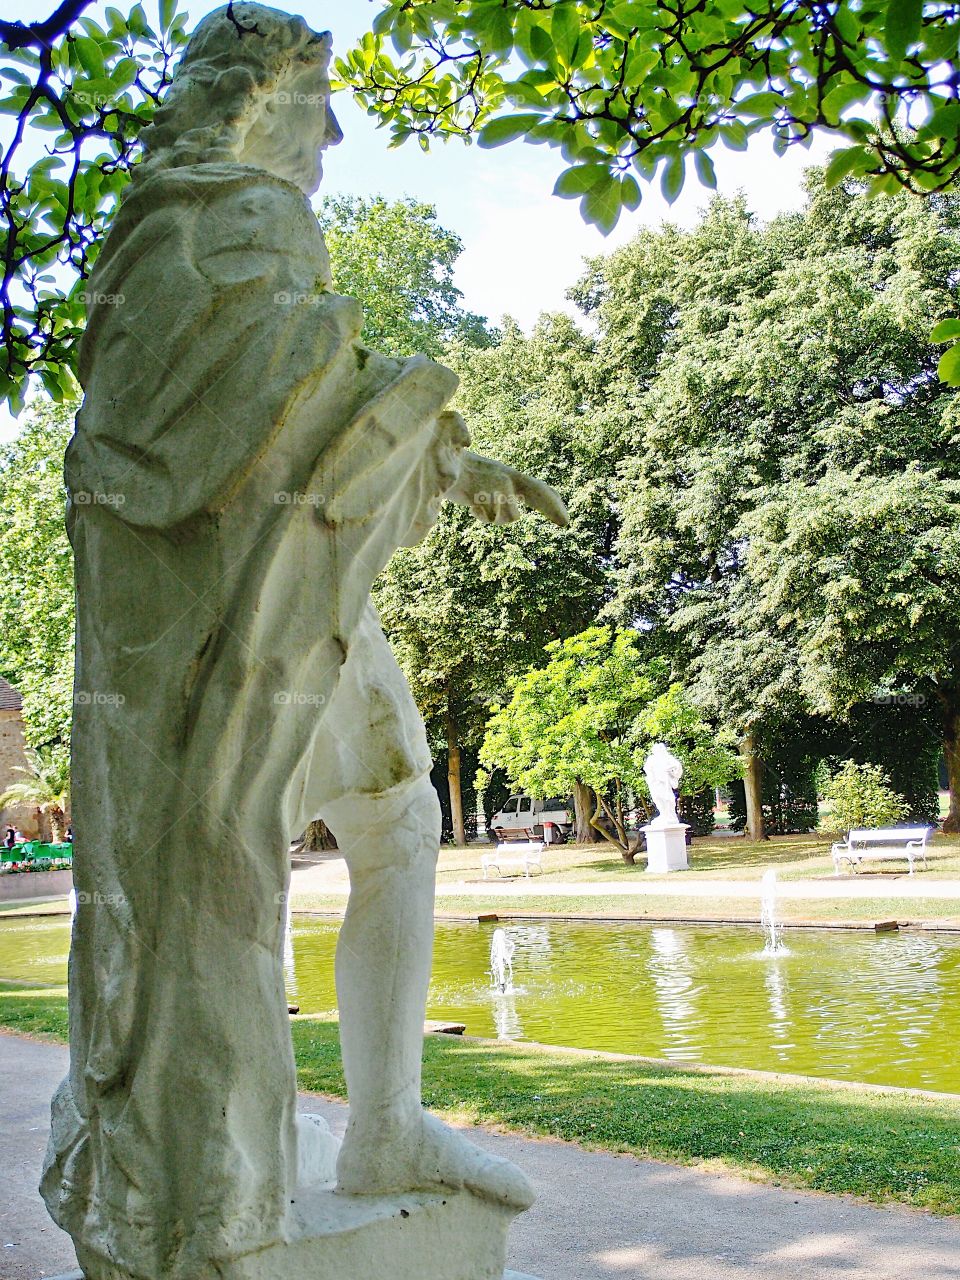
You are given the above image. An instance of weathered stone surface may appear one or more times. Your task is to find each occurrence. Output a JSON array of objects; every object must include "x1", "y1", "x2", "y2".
[{"x1": 43, "y1": 5, "x2": 564, "y2": 1278}]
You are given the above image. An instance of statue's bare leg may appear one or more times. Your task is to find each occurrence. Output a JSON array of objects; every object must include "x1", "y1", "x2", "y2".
[{"x1": 319, "y1": 776, "x2": 534, "y2": 1209}]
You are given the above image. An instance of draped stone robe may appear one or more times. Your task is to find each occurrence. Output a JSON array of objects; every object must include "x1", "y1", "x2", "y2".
[{"x1": 42, "y1": 162, "x2": 459, "y2": 1279}]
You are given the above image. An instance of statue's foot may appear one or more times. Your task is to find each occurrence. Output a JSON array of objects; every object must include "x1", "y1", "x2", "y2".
[
  {"x1": 297, "y1": 1112, "x2": 340, "y2": 1186},
  {"x1": 336, "y1": 1109, "x2": 535, "y2": 1211}
]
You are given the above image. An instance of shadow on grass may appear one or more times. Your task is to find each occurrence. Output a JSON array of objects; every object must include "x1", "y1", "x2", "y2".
[
  {"x1": 290, "y1": 1019, "x2": 960, "y2": 1215},
  {"x1": 6, "y1": 991, "x2": 957, "y2": 1215}
]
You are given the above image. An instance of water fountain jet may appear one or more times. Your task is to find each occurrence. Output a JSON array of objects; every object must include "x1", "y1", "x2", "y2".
[
  {"x1": 760, "y1": 868, "x2": 787, "y2": 956},
  {"x1": 490, "y1": 928, "x2": 515, "y2": 994}
]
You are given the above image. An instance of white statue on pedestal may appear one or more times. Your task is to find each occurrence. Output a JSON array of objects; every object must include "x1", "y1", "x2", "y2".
[
  {"x1": 42, "y1": 6, "x2": 562, "y2": 1278},
  {"x1": 644, "y1": 742, "x2": 683, "y2": 826}
]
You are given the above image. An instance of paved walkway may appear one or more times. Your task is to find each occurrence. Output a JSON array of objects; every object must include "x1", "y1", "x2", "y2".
[
  {"x1": 4, "y1": 1034, "x2": 959, "y2": 1280},
  {"x1": 289, "y1": 857, "x2": 960, "y2": 901}
]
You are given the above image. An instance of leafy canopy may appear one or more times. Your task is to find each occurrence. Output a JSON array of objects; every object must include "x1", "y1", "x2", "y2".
[
  {"x1": 0, "y1": 1, "x2": 188, "y2": 408},
  {"x1": 340, "y1": 0, "x2": 960, "y2": 238},
  {"x1": 3, "y1": 1, "x2": 960, "y2": 401},
  {"x1": 318, "y1": 194, "x2": 489, "y2": 358},
  {"x1": 479, "y1": 626, "x2": 738, "y2": 818}
]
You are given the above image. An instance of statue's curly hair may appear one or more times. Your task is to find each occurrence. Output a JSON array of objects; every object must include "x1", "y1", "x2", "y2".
[{"x1": 138, "y1": 3, "x2": 332, "y2": 176}]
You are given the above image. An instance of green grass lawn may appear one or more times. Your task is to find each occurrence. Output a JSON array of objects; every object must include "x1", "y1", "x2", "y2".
[
  {"x1": 431, "y1": 831, "x2": 960, "y2": 885},
  {"x1": 5, "y1": 985, "x2": 958, "y2": 1214}
]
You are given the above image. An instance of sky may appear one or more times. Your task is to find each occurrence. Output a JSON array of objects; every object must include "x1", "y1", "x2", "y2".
[{"x1": 0, "y1": 0, "x2": 837, "y2": 441}]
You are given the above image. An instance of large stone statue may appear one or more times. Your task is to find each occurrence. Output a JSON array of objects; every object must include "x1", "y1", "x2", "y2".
[
  {"x1": 644, "y1": 742, "x2": 683, "y2": 826},
  {"x1": 641, "y1": 743, "x2": 688, "y2": 873},
  {"x1": 42, "y1": 6, "x2": 563, "y2": 1278}
]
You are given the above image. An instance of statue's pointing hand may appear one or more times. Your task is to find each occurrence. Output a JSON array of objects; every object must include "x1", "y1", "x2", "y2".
[{"x1": 437, "y1": 414, "x2": 568, "y2": 528}]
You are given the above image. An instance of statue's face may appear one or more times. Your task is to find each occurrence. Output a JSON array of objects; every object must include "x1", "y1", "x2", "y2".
[{"x1": 238, "y1": 61, "x2": 342, "y2": 195}]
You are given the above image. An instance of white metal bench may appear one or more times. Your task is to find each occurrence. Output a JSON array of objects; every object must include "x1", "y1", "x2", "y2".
[
  {"x1": 482, "y1": 841, "x2": 544, "y2": 879},
  {"x1": 831, "y1": 826, "x2": 932, "y2": 875}
]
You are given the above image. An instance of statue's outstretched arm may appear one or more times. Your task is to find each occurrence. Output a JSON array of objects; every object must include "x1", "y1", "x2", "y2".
[{"x1": 443, "y1": 442, "x2": 569, "y2": 528}]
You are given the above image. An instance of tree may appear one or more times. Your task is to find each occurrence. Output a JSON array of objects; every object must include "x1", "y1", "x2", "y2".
[
  {"x1": 0, "y1": 743, "x2": 70, "y2": 840},
  {"x1": 0, "y1": 397, "x2": 74, "y2": 750},
  {"x1": 480, "y1": 627, "x2": 738, "y2": 860},
  {"x1": 0, "y1": 0, "x2": 188, "y2": 405},
  {"x1": 319, "y1": 194, "x2": 489, "y2": 357},
  {"x1": 6, "y1": 2, "x2": 960, "y2": 402},
  {"x1": 744, "y1": 469, "x2": 960, "y2": 829},
  {"x1": 375, "y1": 314, "x2": 621, "y2": 843},
  {"x1": 341, "y1": 0, "x2": 960, "y2": 237},
  {"x1": 597, "y1": 175, "x2": 960, "y2": 831}
]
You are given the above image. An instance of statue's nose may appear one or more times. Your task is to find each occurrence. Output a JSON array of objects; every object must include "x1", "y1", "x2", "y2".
[{"x1": 325, "y1": 108, "x2": 344, "y2": 148}]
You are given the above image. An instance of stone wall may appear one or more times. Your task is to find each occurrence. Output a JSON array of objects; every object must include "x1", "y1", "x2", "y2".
[
  {"x1": 0, "y1": 868, "x2": 72, "y2": 901},
  {"x1": 0, "y1": 707, "x2": 41, "y2": 838}
]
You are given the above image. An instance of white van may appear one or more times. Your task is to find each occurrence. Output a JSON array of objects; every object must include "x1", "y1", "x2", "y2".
[{"x1": 489, "y1": 795, "x2": 573, "y2": 843}]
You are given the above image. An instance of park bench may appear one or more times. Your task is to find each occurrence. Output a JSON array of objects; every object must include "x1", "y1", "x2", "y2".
[
  {"x1": 831, "y1": 826, "x2": 932, "y2": 875},
  {"x1": 481, "y1": 841, "x2": 544, "y2": 880}
]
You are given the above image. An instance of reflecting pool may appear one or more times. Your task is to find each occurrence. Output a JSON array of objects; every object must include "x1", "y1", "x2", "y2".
[{"x1": 3, "y1": 913, "x2": 958, "y2": 1093}]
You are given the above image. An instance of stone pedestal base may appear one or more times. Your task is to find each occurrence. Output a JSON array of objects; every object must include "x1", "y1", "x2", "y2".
[
  {"x1": 54, "y1": 1187, "x2": 540, "y2": 1280},
  {"x1": 643, "y1": 822, "x2": 690, "y2": 873}
]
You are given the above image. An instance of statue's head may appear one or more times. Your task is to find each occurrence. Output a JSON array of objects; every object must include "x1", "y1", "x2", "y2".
[{"x1": 140, "y1": 3, "x2": 341, "y2": 194}]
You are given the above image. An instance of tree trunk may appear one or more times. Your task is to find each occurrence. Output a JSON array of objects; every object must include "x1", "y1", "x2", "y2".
[
  {"x1": 941, "y1": 690, "x2": 960, "y2": 834},
  {"x1": 740, "y1": 731, "x2": 767, "y2": 842},
  {"x1": 589, "y1": 788, "x2": 635, "y2": 862},
  {"x1": 446, "y1": 698, "x2": 466, "y2": 847},
  {"x1": 48, "y1": 807, "x2": 66, "y2": 844},
  {"x1": 302, "y1": 819, "x2": 337, "y2": 851},
  {"x1": 573, "y1": 780, "x2": 593, "y2": 842}
]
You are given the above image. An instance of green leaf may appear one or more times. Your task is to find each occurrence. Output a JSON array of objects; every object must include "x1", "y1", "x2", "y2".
[
  {"x1": 160, "y1": 0, "x2": 176, "y2": 30},
  {"x1": 660, "y1": 153, "x2": 685, "y2": 203},
  {"x1": 553, "y1": 163, "x2": 610, "y2": 197},
  {"x1": 721, "y1": 121, "x2": 748, "y2": 152},
  {"x1": 487, "y1": 7, "x2": 514, "y2": 53},
  {"x1": 529, "y1": 23, "x2": 555, "y2": 65},
  {"x1": 477, "y1": 113, "x2": 544, "y2": 148},
  {"x1": 884, "y1": 0, "x2": 922, "y2": 60},
  {"x1": 937, "y1": 341, "x2": 960, "y2": 386},
  {"x1": 822, "y1": 80, "x2": 871, "y2": 120},
  {"x1": 824, "y1": 145, "x2": 869, "y2": 188},
  {"x1": 581, "y1": 177, "x2": 623, "y2": 235},
  {"x1": 619, "y1": 174, "x2": 641, "y2": 211},
  {"x1": 736, "y1": 91, "x2": 782, "y2": 117},
  {"x1": 551, "y1": 4, "x2": 581, "y2": 66},
  {"x1": 73, "y1": 37, "x2": 105, "y2": 79},
  {"x1": 931, "y1": 319, "x2": 960, "y2": 343},
  {"x1": 694, "y1": 150, "x2": 717, "y2": 190}
]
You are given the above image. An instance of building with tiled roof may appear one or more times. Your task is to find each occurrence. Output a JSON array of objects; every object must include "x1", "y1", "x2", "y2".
[{"x1": 0, "y1": 676, "x2": 24, "y2": 712}]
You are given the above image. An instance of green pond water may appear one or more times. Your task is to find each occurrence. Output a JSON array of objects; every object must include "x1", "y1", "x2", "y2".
[{"x1": 3, "y1": 914, "x2": 959, "y2": 1093}]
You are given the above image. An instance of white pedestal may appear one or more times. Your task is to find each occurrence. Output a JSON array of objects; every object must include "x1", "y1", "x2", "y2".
[
  {"x1": 62, "y1": 1187, "x2": 534, "y2": 1280},
  {"x1": 643, "y1": 823, "x2": 690, "y2": 872}
]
